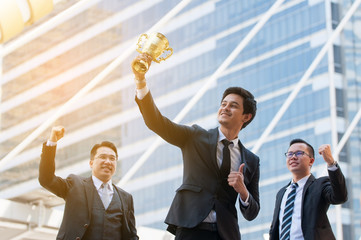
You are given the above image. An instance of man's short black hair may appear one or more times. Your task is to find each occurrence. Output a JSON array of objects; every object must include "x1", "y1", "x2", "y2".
[
  {"x1": 288, "y1": 138, "x2": 315, "y2": 158},
  {"x1": 221, "y1": 86, "x2": 257, "y2": 129},
  {"x1": 90, "y1": 141, "x2": 118, "y2": 160}
]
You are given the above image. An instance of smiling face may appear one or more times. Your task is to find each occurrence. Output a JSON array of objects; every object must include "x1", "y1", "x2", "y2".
[
  {"x1": 217, "y1": 93, "x2": 252, "y2": 132},
  {"x1": 286, "y1": 143, "x2": 315, "y2": 181},
  {"x1": 90, "y1": 146, "x2": 117, "y2": 183}
]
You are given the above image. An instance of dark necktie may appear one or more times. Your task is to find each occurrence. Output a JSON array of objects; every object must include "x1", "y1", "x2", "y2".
[
  {"x1": 280, "y1": 182, "x2": 298, "y2": 240},
  {"x1": 220, "y1": 139, "x2": 232, "y2": 179}
]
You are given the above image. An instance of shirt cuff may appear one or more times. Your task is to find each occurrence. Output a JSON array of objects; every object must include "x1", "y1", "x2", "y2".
[
  {"x1": 46, "y1": 140, "x2": 57, "y2": 146},
  {"x1": 327, "y1": 162, "x2": 338, "y2": 171},
  {"x1": 239, "y1": 192, "x2": 249, "y2": 207},
  {"x1": 136, "y1": 85, "x2": 149, "y2": 100}
]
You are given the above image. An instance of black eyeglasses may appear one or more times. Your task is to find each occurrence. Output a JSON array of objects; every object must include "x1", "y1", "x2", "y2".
[{"x1": 284, "y1": 151, "x2": 311, "y2": 158}]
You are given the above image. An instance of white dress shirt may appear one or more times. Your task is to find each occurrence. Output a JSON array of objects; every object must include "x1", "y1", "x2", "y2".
[
  {"x1": 202, "y1": 129, "x2": 249, "y2": 222},
  {"x1": 279, "y1": 175, "x2": 309, "y2": 240},
  {"x1": 278, "y1": 164, "x2": 339, "y2": 239},
  {"x1": 46, "y1": 140, "x2": 115, "y2": 203},
  {"x1": 92, "y1": 175, "x2": 114, "y2": 204},
  {"x1": 136, "y1": 85, "x2": 249, "y2": 223}
]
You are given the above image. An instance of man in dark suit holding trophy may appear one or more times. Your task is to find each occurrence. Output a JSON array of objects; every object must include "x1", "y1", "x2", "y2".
[{"x1": 131, "y1": 33, "x2": 260, "y2": 240}]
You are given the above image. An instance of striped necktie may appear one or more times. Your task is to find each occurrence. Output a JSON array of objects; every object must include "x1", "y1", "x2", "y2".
[{"x1": 280, "y1": 182, "x2": 298, "y2": 240}]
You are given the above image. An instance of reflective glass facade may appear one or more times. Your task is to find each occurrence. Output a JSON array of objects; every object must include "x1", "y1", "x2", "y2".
[{"x1": 1, "y1": 0, "x2": 360, "y2": 239}]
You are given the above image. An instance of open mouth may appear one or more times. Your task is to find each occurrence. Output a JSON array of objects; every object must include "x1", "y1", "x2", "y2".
[{"x1": 102, "y1": 166, "x2": 112, "y2": 172}]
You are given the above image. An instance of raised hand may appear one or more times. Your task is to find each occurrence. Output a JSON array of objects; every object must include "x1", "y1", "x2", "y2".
[
  {"x1": 131, "y1": 53, "x2": 153, "y2": 80},
  {"x1": 228, "y1": 163, "x2": 249, "y2": 201},
  {"x1": 50, "y1": 126, "x2": 65, "y2": 142},
  {"x1": 318, "y1": 144, "x2": 335, "y2": 166}
]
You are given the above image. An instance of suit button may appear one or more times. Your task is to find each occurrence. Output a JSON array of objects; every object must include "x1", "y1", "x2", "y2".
[{"x1": 84, "y1": 224, "x2": 88, "y2": 228}]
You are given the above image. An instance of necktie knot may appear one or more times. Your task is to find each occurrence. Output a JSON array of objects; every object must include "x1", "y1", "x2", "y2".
[
  {"x1": 222, "y1": 139, "x2": 231, "y2": 148},
  {"x1": 102, "y1": 182, "x2": 109, "y2": 190},
  {"x1": 291, "y1": 182, "x2": 298, "y2": 189}
]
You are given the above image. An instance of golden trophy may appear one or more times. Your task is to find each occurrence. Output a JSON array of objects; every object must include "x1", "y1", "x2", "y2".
[{"x1": 132, "y1": 32, "x2": 173, "y2": 73}]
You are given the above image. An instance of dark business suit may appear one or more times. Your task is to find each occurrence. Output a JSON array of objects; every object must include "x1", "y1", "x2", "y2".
[
  {"x1": 136, "y1": 91, "x2": 260, "y2": 240},
  {"x1": 269, "y1": 167, "x2": 347, "y2": 240},
  {"x1": 38, "y1": 143, "x2": 138, "y2": 240}
]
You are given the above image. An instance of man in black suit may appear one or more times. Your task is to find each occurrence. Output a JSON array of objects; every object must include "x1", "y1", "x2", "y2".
[
  {"x1": 39, "y1": 126, "x2": 139, "y2": 240},
  {"x1": 269, "y1": 139, "x2": 347, "y2": 240},
  {"x1": 132, "y1": 54, "x2": 260, "y2": 240}
]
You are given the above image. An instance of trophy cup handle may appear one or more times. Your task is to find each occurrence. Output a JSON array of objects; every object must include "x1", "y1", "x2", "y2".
[
  {"x1": 136, "y1": 33, "x2": 148, "y2": 53},
  {"x1": 154, "y1": 47, "x2": 173, "y2": 63}
]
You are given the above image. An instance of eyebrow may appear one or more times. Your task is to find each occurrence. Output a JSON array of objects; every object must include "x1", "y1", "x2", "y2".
[
  {"x1": 97, "y1": 154, "x2": 116, "y2": 158},
  {"x1": 222, "y1": 100, "x2": 240, "y2": 106}
]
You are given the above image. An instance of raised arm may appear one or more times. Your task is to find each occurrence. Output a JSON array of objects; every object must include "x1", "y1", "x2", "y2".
[
  {"x1": 38, "y1": 126, "x2": 70, "y2": 199},
  {"x1": 318, "y1": 144, "x2": 347, "y2": 204}
]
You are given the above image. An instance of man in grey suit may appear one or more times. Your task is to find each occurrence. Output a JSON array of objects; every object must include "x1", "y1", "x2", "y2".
[
  {"x1": 269, "y1": 139, "x2": 347, "y2": 240},
  {"x1": 39, "y1": 126, "x2": 139, "y2": 240},
  {"x1": 132, "y1": 54, "x2": 260, "y2": 240}
]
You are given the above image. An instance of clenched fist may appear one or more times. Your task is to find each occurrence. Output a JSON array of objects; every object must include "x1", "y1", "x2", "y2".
[
  {"x1": 318, "y1": 144, "x2": 335, "y2": 166},
  {"x1": 50, "y1": 126, "x2": 65, "y2": 142},
  {"x1": 131, "y1": 53, "x2": 153, "y2": 89}
]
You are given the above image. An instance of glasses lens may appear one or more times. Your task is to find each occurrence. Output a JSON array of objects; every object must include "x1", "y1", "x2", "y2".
[
  {"x1": 285, "y1": 151, "x2": 305, "y2": 158},
  {"x1": 295, "y1": 151, "x2": 304, "y2": 157}
]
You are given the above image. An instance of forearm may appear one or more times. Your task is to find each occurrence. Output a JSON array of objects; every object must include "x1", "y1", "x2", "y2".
[
  {"x1": 240, "y1": 164, "x2": 260, "y2": 220},
  {"x1": 38, "y1": 143, "x2": 57, "y2": 186},
  {"x1": 135, "y1": 91, "x2": 193, "y2": 148},
  {"x1": 328, "y1": 167, "x2": 348, "y2": 203},
  {"x1": 240, "y1": 191, "x2": 260, "y2": 220}
]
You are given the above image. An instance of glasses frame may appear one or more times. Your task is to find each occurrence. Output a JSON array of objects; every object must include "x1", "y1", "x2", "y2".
[{"x1": 284, "y1": 150, "x2": 312, "y2": 159}]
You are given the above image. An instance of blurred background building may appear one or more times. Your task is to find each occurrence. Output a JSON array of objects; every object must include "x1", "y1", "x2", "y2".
[{"x1": 0, "y1": 0, "x2": 360, "y2": 239}]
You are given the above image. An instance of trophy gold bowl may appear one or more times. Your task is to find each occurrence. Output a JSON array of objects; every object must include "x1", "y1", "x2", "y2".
[{"x1": 132, "y1": 32, "x2": 173, "y2": 73}]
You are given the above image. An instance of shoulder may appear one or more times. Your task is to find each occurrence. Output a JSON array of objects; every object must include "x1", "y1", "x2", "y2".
[
  {"x1": 243, "y1": 146, "x2": 260, "y2": 163},
  {"x1": 66, "y1": 174, "x2": 88, "y2": 184},
  {"x1": 114, "y1": 186, "x2": 133, "y2": 198}
]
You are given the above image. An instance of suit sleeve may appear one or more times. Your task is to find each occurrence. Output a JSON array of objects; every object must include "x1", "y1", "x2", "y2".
[
  {"x1": 323, "y1": 166, "x2": 348, "y2": 204},
  {"x1": 135, "y1": 91, "x2": 193, "y2": 148},
  {"x1": 269, "y1": 187, "x2": 285, "y2": 240},
  {"x1": 38, "y1": 143, "x2": 72, "y2": 199},
  {"x1": 239, "y1": 155, "x2": 260, "y2": 221},
  {"x1": 122, "y1": 193, "x2": 139, "y2": 240}
]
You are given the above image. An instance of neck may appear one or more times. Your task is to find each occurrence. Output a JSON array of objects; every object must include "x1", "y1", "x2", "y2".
[
  {"x1": 292, "y1": 173, "x2": 309, "y2": 183},
  {"x1": 219, "y1": 126, "x2": 240, "y2": 140}
]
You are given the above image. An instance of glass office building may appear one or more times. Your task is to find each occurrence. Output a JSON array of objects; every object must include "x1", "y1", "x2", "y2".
[{"x1": 1, "y1": 0, "x2": 360, "y2": 239}]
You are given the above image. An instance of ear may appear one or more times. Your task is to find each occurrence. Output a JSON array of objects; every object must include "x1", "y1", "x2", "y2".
[
  {"x1": 309, "y1": 157, "x2": 315, "y2": 166},
  {"x1": 243, "y1": 113, "x2": 252, "y2": 123},
  {"x1": 89, "y1": 159, "x2": 94, "y2": 168}
]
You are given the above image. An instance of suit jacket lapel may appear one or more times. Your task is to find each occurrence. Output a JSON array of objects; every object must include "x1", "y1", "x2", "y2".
[
  {"x1": 301, "y1": 174, "x2": 315, "y2": 220},
  {"x1": 208, "y1": 127, "x2": 220, "y2": 175},
  {"x1": 238, "y1": 140, "x2": 251, "y2": 185},
  {"x1": 84, "y1": 177, "x2": 95, "y2": 216},
  {"x1": 273, "y1": 184, "x2": 289, "y2": 232},
  {"x1": 237, "y1": 140, "x2": 245, "y2": 164},
  {"x1": 113, "y1": 185, "x2": 125, "y2": 212}
]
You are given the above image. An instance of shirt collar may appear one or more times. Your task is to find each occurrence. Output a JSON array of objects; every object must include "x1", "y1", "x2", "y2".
[
  {"x1": 92, "y1": 175, "x2": 113, "y2": 190},
  {"x1": 218, "y1": 128, "x2": 239, "y2": 147},
  {"x1": 291, "y1": 174, "x2": 310, "y2": 188}
]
